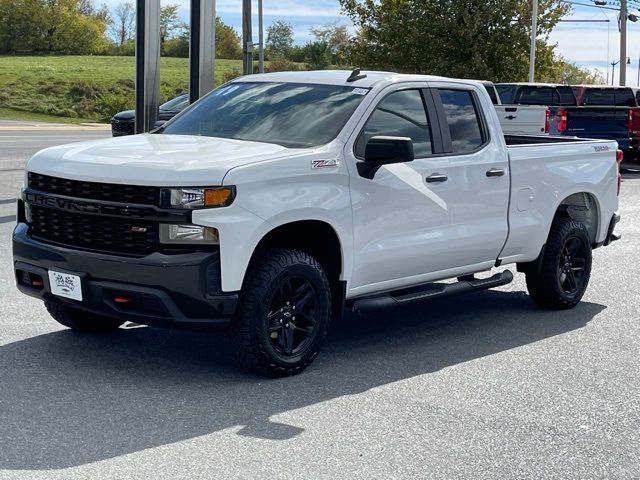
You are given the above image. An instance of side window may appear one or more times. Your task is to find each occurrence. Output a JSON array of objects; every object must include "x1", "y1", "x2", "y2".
[
  {"x1": 355, "y1": 89, "x2": 432, "y2": 158},
  {"x1": 438, "y1": 89, "x2": 485, "y2": 153}
]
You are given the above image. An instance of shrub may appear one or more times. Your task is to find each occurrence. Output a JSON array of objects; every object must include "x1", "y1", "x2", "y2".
[
  {"x1": 265, "y1": 57, "x2": 302, "y2": 73},
  {"x1": 222, "y1": 68, "x2": 242, "y2": 84},
  {"x1": 95, "y1": 91, "x2": 134, "y2": 121}
]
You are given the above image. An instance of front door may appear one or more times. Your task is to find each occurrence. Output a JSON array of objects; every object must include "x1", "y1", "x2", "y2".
[{"x1": 346, "y1": 85, "x2": 456, "y2": 295}]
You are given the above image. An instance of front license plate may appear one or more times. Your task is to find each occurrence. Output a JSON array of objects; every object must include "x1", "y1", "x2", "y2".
[{"x1": 48, "y1": 270, "x2": 83, "y2": 301}]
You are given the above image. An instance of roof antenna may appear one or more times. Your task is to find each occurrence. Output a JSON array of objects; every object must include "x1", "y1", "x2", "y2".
[{"x1": 347, "y1": 68, "x2": 367, "y2": 82}]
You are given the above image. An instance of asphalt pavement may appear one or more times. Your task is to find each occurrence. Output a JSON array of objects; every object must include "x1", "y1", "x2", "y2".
[{"x1": 0, "y1": 130, "x2": 639, "y2": 479}]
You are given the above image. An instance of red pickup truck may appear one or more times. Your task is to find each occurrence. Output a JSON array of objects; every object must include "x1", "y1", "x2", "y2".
[{"x1": 567, "y1": 86, "x2": 640, "y2": 162}]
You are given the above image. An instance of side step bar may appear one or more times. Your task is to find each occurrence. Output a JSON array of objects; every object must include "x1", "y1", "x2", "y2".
[{"x1": 352, "y1": 270, "x2": 513, "y2": 314}]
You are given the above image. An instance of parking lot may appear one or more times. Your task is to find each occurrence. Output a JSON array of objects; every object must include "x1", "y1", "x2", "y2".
[{"x1": 0, "y1": 129, "x2": 639, "y2": 479}]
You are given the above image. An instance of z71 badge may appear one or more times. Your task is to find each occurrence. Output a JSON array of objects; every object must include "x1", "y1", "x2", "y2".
[{"x1": 311, "y1": 159, "x2": 340, "y2": 169}]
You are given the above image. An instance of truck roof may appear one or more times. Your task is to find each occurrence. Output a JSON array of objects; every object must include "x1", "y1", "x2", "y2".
[{"x1": 234, "y1": 70, "x2": 458, "y2": 88}]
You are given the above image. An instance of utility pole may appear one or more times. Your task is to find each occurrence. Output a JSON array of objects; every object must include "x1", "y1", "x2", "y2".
[
  {"x1": 258, "y1": 0, "x2": 264, "y2": 73},
  {"x1": 135, "y1": 0, "x2": 161, "y2": 133},
  {"x1": 189, "y1": 0, "x2": 216, "y2": 104},
  {"x1": 621, "y1": 0, "x2": 627, "y2": 85},
  {"x1": 242, "y1": 0, "x2": 253, "y2": 75},
  {"x1": 529, "y1": 0, "x2": 538, "y2": 82}
]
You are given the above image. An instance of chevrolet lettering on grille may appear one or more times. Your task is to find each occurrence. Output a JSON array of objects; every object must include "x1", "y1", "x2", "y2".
[{"x1": 25, "y1": 192, "x2": 100, "y2": 214}]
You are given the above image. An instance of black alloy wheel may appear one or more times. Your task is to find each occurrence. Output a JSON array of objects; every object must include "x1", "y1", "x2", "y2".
[
  {"x1": 267, "y1": 275, "x2": 319, "y2": 357},
  {"x1": 557, "y1": 236, "x2": 588, "y2": 295},
  {"x1": 231, "y1": 248, "x2": 332, "y2": 377},
  {"x1": 525, "y1": 217, "x2": 592, "y2": 310}
]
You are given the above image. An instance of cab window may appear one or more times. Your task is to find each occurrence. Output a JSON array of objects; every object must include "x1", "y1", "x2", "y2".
[
  {"x1": 438, "y1": 89, "x2": 485, "y2": 153},
  {"x1": 355, "y1": 89, "x2": 432, "y2": 158}
]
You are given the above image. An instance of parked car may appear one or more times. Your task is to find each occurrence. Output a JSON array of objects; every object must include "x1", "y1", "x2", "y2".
[
  {"x1": 564, "y1": 86, "x2": 640, "y2": 161},
  {"x1": 15, "y1": 71, "x2": 621, "y2": 376},
  {"x1": 495, "y1": 83, "x2": 578, "y2": 135},
  {"x1": 482, "y1": 81, "x2": 549, "y2": 135},
  {"x1": 111, "y1": 94, "x2": 189, "y2": 137}
]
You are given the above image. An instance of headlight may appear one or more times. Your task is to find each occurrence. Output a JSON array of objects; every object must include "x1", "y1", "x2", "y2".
[
  {"x1": 161, "y1": 187, "x2": 235, "y2": 209},
  {"x1": 159, "y1": 224, "x2": 219, "y2": 244}
]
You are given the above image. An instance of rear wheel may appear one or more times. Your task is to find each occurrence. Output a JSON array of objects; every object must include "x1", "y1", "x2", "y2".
[
  {"x1": 231, "y1": 248, "x2": 331, "y2": 377},
  {"x1": 525, "y1": 217, "x2": 592, "y2": 309},
  {"x1": 45, "y1": 301, "x2": 124, "y2": 331}
]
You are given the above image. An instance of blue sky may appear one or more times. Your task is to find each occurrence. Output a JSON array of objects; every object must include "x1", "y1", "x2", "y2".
[{"x1": 101, "y1": 0, "x2": 640, "y2": 85}]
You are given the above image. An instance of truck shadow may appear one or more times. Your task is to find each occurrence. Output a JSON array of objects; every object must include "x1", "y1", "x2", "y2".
[{"x1": 0, "y1": 289, "x2": 604, "y2": 470}]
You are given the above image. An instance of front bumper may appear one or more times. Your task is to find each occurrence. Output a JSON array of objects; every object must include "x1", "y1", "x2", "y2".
[{"x1": 13, "y1": 223, "x2": 237, "y2": 330}]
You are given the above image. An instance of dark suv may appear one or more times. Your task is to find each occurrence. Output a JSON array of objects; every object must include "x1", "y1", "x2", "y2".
[{"x1": 111, "y1": 95, "x2": 189, "y2": 137}]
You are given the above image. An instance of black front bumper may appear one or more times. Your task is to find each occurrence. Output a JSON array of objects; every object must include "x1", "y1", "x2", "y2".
[{"x1": 13, "y1": 223, "x2": 237, "y2": 331}]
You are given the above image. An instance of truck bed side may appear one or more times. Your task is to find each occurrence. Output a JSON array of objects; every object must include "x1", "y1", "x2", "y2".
[{"x1": 500, "y1": 138, "x2": 619, "y2": 264}]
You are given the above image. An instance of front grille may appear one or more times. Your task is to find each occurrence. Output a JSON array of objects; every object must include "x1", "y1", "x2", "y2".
[
  {"x1": 29, "y1": 205, "x2": 158, "y2": 255},
  {"x1": 28, "y1": 172, "x2": 160, "y2": 206},
  {"x1": 111, "y1": 119, "x2": 135, "y2": 136}
]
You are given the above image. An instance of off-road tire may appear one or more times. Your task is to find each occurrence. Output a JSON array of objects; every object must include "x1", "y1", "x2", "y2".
[
  {"x1": 525, "y1": 217, "x2": 592, "y2": 310},
  {"x1": 230, "y1": 248, "x2": 332, "y2": 377},
  {"x1": 45, "y1": 301, "x2": 125, "y2": 331}
]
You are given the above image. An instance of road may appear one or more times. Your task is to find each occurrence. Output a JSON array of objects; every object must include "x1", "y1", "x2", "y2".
[{"x1": 0, "y1": 131, "x2": 639, "y2": 479}]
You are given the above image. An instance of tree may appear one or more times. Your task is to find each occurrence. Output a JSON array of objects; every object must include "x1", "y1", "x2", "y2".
[
  {"x1": 306, "y1": 41, "x2": 332, "y2": 70},
  {"x1": 0, "y1": 0, "x2": 109, "y2": 54},
  {"x1": 266, "y1": 20, "x2": 294, "y2": 58},
  {"x1": 310, "y1": 22, "x2": 351, "y2": 64},
  {"x1": 340, "y1": 0, "x2": 570, "y2": 82},
  {"x1": 160, "y1": 3, "x2": 180, "y2": 44},
  {"x1": 110, "y1": 1, "x2": 135, "y2": 46},
  {"x1": 215, "y1": 16, "x2": 241, "y2": 59},
  {"x1": 161, "y1": 16, "x2": 241, "y2": 59}
]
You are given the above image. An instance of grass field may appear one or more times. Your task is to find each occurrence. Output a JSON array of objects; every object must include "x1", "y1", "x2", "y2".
[{"x1": 0, "y1": 56, "x2": 245, "y2": 123}]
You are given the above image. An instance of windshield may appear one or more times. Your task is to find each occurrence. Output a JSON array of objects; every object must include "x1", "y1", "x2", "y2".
[
  {"x1": 160, "y1": 95, "x2": 189, "y2": 111},
  {"x1": 162, "y1": 82, "x2": 369, "y2": 148}
]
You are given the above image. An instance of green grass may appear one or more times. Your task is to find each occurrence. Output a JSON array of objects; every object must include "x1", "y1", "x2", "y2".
[
  {"x1": 0, "y1": 107, "x2": 95, "y2": 124},
  {"x1": 0, "y1": 56, "x2": 244, "y2": 122}
]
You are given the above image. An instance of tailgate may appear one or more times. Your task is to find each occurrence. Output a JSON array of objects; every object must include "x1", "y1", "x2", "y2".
[
  {"x1": 495, "y1": 105, "x2": 547, "y2": 135},
  {"x1": 565, "y1": 107, "x2": 631, "y2": 148}
]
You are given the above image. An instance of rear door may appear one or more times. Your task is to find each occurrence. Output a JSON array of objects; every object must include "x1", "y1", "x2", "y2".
[{"x1": 428, "y1": 82, "x2": 510, "y2": 268}]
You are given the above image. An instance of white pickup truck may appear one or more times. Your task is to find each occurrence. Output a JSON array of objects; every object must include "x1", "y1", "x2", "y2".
[
  {"x1": 14, "y1": 70, "x2": 621, "y2": 376},
  {"x1": 482, "y1": 81, "x2": 550, "y2": 135}
]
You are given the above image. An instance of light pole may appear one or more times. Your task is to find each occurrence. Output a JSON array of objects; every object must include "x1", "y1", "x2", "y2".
[
  {"x1": 258, "y1": 0, "x2": 264, "y2": 73},
  {"x1": 529, "y1": 0, "x2": 538, "y2": 82},
  {"x1": 620, "y1": 0, "x2": 627, "y2": 85},
  {"x1": 242, "y1": 0, "x2": 253, "y2": 75}
]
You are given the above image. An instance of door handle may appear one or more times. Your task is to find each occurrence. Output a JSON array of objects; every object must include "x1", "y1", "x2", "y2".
[
  {"x1": 486, "y1": 168, "x2": 505, "y2": 177},
  {"x1": 505, "y1": 115, "x2": 517, "y2": 120},
  {"x1": 426, "y1": 173, "x2": 448, "y2": 183}
]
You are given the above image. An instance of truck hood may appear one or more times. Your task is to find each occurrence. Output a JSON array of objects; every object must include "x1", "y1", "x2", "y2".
[{"x1": 26, "y1": 134, "x2": 298, "y2": 186}]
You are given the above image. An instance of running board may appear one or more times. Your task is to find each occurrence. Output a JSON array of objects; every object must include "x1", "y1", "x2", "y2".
[{"x1": 352, "y1": 270, "x2": 513, "y2": 314}]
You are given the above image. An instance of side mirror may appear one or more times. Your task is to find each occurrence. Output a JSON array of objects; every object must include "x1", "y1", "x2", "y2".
[
  {"x1": 358, "y1": 136, "x2": 414, "y2": 179},
  {"x1": 153, "y1": 120, "x2": 167, "y2": 128}
]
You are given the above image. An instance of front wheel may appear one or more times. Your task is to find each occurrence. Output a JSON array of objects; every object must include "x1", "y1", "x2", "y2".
[
  {"x1": 525, "y1": 217, "x2": 592, "y2": 309},
  {"x1": 230, "y1": 248, "x2": 332, "y2": 377}
]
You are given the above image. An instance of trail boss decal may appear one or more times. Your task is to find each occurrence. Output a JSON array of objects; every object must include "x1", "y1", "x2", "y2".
[{"x1": 311, "y1": 159, "x2": 340, "y2": 169}]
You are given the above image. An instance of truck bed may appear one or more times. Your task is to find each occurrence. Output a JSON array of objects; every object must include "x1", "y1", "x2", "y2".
[{"x1": 504, "y1": 134, "x2": 599, "y2": 146}]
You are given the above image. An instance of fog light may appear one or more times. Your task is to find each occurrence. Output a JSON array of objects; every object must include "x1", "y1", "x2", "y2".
[{"x1": 159, "y1": 224, "x2": 219, "y2": 244}]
